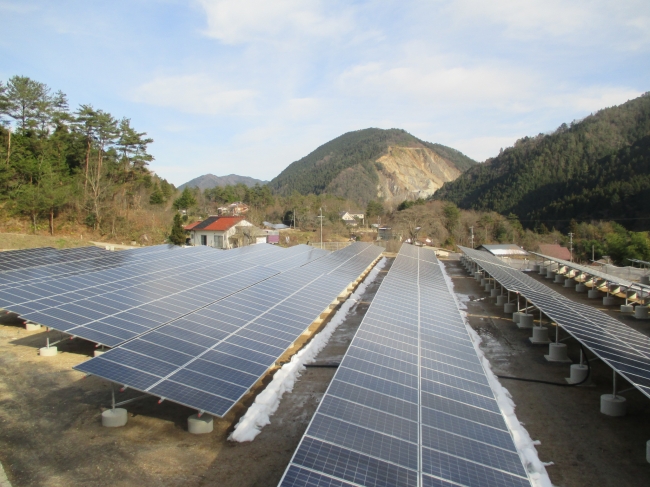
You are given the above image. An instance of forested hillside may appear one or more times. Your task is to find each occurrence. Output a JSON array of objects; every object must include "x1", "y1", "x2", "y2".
[
  {"x1": 268, "y1": 128, "x2": 475, "y2": 204},
  {"x1": 179, "y1": 173, "x2": 268, "y2": 191},
  {"x1": 0, "y1": 75, "x2": 175, "y2": 241},
  {"x1": 433, "y1": 93, "x2": 650, "y2": 230}
]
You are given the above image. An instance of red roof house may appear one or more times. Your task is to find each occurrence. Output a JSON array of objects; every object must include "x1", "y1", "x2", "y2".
[{"x1": 538, "y1": 243, "x2": 571, "y2": 261}]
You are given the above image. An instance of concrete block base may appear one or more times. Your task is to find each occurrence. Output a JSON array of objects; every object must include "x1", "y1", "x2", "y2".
[
  {"x1": 512, "y1": 312, "x2": 522, "y2": 323},
  {"x1": 25, "y1": 322, "x2": 42, "y2": 331},
  {"x1": 545, "y1": 343, "x2": 571, "y2": 363},
  {"x1": 588, "y1": 289, "x2": 600, "y2": 299},
  {"x1": 539, "y1": 266, "x2": 547, "y2": 275},
  {"x1": 575, "y1": 283, "x2": 587, "y2": 293},
  {"x1": 533, "y1": 264, "x2": 540, "y2": 272},
  {"x1": 600, "y1": 394, "x2": 627, "y2": 417},
  {"x1": 603, "y1": 296, "x2": 616, "y2": 306},
  {"x1": 484, "y1": 284, "x2": 493, "y2": 292},
  {"x1": 546, "y1": 270, "x2": 554, "y2": 279},
  {"x1": 641, "y1": 275, "x2": 650, "y2": 285},
  {"x1": 565, "y1": 364, "x2": 590, "y2": 385},
  {"x1": 517, "y1": 313, "x2": 534, "y2": 329},
  {"x1": 39, "y1": 346, "x2": 57, "y2": 357},
  {"x1": 635, "y1": 306, "x2": 650, "y2": 320},
  {"x1": 647, "y1": 440, "x2": 650, "y2": 463},
  {"x1": 554, "y1": 274, "x2": 565, "y2": 284},
  {"x1": 188, "y1": 414, "x2": 213, "y2": 434},
  {"x1": 490, "y1": 289, "x2": 499, "y2": 298},
  {"x1": 620, "y1": 305, "x2": 634, "y2": 314},
  {"x1": 529, "y1": 327, "x2": 550, "y2": 344},
  {"x1": 496, "y1": 296, "x2": 507, "y2": 306},
  {"x1": 564, "y1": 278, "x2": 575, "y2": 288},
  {"x1": 102, "y1": 408, "x2": 128, "y2": 427},
  {"x1": 504, "y1": 303, "x2": 516, "y2": 314}
]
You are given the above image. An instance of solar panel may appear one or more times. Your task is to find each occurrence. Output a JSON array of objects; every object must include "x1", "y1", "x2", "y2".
[
  {"x1": 0, "y1": 246, "x2": 108, "y2": 273},
  {"x1": 530, "y1": 251, "x2": 650, "y2": 293},
  {"x1": 74, "y1": 242, "x2": 384, "y2": 417},
  {"x1": 461, "y1": 247, "x2": 650, "y2": 400},
  {"x1": 279, "y1": 244, "x2": 533, "y2": 487},
  {"x1": 0, "y1": 244, "x2": 296, "y2": 346}
]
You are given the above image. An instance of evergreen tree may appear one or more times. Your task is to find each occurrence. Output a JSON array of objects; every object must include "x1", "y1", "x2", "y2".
[
  {"x1": 173, "y1": 187, "x2": 197, "y2": 210},
  {"x1": 169, "y1": 213, "x2": 185, "y2": 245}
]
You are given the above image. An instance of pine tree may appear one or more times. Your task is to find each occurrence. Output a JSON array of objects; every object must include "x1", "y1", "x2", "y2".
[{"x1": 169, "y1": 213, "x2": 185, "y2": 245}]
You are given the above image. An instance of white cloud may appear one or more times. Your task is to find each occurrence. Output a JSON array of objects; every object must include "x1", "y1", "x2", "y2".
[
  {"x1": 543, "y1": 87, "x2": 644, "y2": 113},
  {"x1": 131, "y1": 74, "x2": 257, "y2": 115},
  {"x1": 197, "y1": 0, "x2": 354, "y2": 44}
]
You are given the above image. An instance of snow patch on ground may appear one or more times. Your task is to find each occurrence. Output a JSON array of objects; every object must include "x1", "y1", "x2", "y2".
[
  {"x1": 228, "y1": 257, "x2": 388, "y2": 443},
  {"x1": 440, "y1": 261, "x2": 554, "y2": 487}
]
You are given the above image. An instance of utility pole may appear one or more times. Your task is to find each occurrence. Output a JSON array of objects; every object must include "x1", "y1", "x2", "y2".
[
  {"x1": 470, "y1": 226, "x2": 474, "y2": 248},
  {"x1": 319, "y1": 207, "x2": 323, "y2": 249},
  {"x1": 568, "y1": 232, "x2": 574, "y2": 262}
]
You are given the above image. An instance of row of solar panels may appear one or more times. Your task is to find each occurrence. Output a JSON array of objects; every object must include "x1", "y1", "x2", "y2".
[
  {"x1": 280, "y1": 244, "x2": 533, "y2": 487},
  {"x1": 0, "y1": 242, "x2": 383, "y2": 417},
  {"x1": 461, "y1": 247, "x2": 650, "y2": 400},
  {"x1": 531, "y1": 251, "x2": 650, "y2": 295},
  {"x1": 75, "y1": 243, "x2": 383, "y2": 417}
]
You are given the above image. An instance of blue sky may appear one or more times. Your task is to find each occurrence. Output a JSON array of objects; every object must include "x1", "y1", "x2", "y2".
[{"x1": 1, "y1": 0, "x2": 648, "y2": 186}]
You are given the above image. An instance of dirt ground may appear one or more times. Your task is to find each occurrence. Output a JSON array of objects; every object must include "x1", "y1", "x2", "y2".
[
  {"x1": 443, "y1": 256, "x2": 650, "y2": 487},
  {"x1": 0, "y1": 259, "x2": 393, "y2": 487}
]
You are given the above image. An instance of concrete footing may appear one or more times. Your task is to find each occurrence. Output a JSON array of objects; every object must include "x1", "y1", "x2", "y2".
[
  {"x1": 102, "y1": 408, "x2": 128, "y2": 427},
  {"x1": 490, "y1": 289, "x2": 499, "y2": 298},
  {"x1": 600, "y1": 394, "x2": 627, "y2": 417},
  {"x1": 554, "y1": 274, "x2": 565, "y2": 284},
  {"x1": 513, "y1": 312, "x2": 522, "y2": 323},
  {"x1": 588, "y1": 289, "x2": 600, "y2": 299},
  {"x1": 474, "y1": 272, "x2": 482, "y2": 281},
  {"x1": 603, "y1": 296, "x2": 616, "y2": 306},
  {"x1": 529, "y1": 327, "x2": 550, "y2": 344},
  {"x1": 566, "y1": 364, "x2": 590, "y2": 384},
  {"x1": 533, "y1": 264, "x2": 540, "y2": 272},
  {"x1": 25, "y1": 322, "x2": 42, "y2": 331},
  {"x1": 94, "y1": 349, "x2": 106, "y2": 357},
  {"x1": 504, "y1": 303, "x2": 516, "y2": 314},
  {"x1": 642, "y1": 275, "x2": 650, "y2": 285},
  {"x1": 517, "y1": 313, "x2": 534, "y2": 329},
  {"x1": 545, "y1": 343, "x2": 571, "y2": 363},
  {"x1": 620, "y1": 304, "x2": 634, "y2": 313},
  {"x1": 496, "y1": 295, "x2": 507, "y2": 306},
  {"x1": 647, "y1": 440, "x2": 650, "y2": 463},
  {"x1": 576, "y1": 283, "x2": 587, "y2": 293},
  {"x1": 635, "y1": 306, "x2": 650, "y2": 320},
  {"x1": 484, "y1": 284, "x2": 493, "y2": 292},
  {"x1": 480, "y1": 278, "x2": 487, "y2": 286},
  {"x1": 188, "y1": 414, "x2": 213, "y2": 434},
  {"x1": 546, "y1": 269, "x2": 554, "y2": 279},
  {"x1": 564, "y1": 278, "x2": 575, "y2": 288},
  {"x1": 39, "y1": 346, "x2": 57, "y2": 357},
  {"x1": 539, "y1": 266, "x2": 547, "y2": 275}
]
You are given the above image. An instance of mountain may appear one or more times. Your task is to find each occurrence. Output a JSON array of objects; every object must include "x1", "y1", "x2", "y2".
[
  {"x1": 433, "y1": 93, "x2": 650, "y2": 230},
  {"x1": 268, "y1": 128, "x2": 476, "y2": 205},
  {"x1": 178, "y1": 174, "x2": 269, "y2": 191}
]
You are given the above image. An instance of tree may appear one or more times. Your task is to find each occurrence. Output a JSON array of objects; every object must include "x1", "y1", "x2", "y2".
[
  {"x1": 169, "y1": 213, "x2": 186, "y2": 245},
  {"x1": 116, "y1": 118, "x2": 153, "y2": 179},
  {"x1": 443, "y1": 203, "x2": 460, "y2": 234},
  {"x1": 366, "y1": 200, "x2": 384, "y2": 220},
  {"x1": 2, "y1": 76, "x2": 51, "y2": 132},
  {"x1": 149, "y1": 183, "x2": 164, "y2": 204},
  {"x1": 173, "y1": 187, "x2": 197, "y2": 210}
]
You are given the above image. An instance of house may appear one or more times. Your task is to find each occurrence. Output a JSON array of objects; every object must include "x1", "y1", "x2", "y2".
[
  {"x1": 184, "y1": 216, "x2": 258, "y2": 249},
  {"x1": 339, "y1": 211, "x2": 364, "y2": 226},
  {"x1": 477, "y1": 244, "x2": 528, "y2": 257},
  {"x1": 538, "y1": 243, "x2": 571, "y2": 261},
  {"x1": 217, "y1": 202, "x2": 249, "y2": 216}
]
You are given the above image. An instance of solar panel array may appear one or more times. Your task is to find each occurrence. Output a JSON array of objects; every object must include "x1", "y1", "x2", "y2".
[
  {"x1": 0, "y1": 244, "x2": 327, "y2": 347},
  {"x1": 280, "y1": 244, "x2": 532, "y2": 487},
  {"x1": 0, "y1": 245, "x2": 108, "y2": 274},
  {"x1": 530, "y1": 251, "x2": 650, "y2": 293},
  {"x1": 75, "y1": 242, "x2": 383, "y2": 417},
  {"x1": 461, "y1": 247, "x2": 650, "y2": 400}
]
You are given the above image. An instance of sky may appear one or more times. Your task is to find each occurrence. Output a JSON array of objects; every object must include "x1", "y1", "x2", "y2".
[{"x1": 1, "y1": 0, "x2": 649, "y2": 186}]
